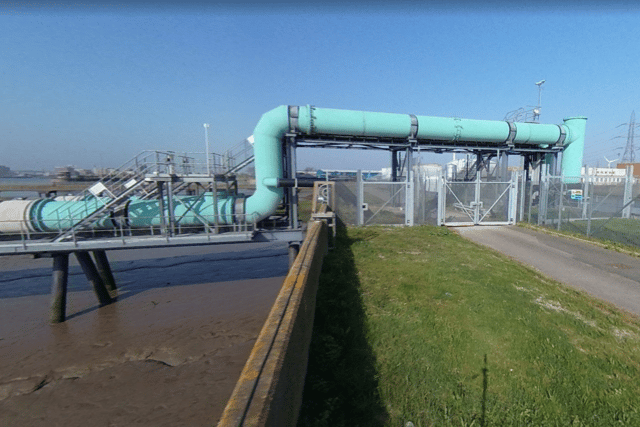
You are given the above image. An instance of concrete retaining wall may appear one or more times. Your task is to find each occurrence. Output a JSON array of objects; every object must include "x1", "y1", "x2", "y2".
[{"x1": 217, "y1": 220, "x2": 328, "y2": 426}]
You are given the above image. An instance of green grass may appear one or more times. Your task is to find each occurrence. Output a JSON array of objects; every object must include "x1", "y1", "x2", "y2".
[
  {"x1": 520, "y1": 220, "x2": 640, "y2": 257},
  {"x1": 299, "y1": 224, "x2": 640, "y2": 426}
]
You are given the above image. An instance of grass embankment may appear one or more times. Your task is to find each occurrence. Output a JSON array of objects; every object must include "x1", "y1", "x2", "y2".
[
  {"x1": 298, "y1": 225, "x2": 640, "y2": 426},
  {"x1": 520, "y1": 221, "x2": 640, "y2": 257}
]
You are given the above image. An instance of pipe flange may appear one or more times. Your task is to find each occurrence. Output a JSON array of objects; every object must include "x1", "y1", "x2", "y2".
[
  {"x1": 235, "y1": 198, "x2": 245, "y2": 223},
  {"x1": 556, "y1": 125, "x2": 567, "y2": 147},
  {"x1": 288, "y1": 105, "x2": 299, "y2": 133},
  {"x1": 505, "y1": 121, "x2": 517, "y2": 148},
  {"x1": 309, "y1": 105, "x2": 317, "y2": 134},
  {"x1": 409, "y1": 114, "x2": 419, "y2": 140}
]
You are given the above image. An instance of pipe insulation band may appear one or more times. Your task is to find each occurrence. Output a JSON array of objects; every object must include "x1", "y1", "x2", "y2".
[{"x1": 0, "y1": 200, "x2": 35, "y2": 233}]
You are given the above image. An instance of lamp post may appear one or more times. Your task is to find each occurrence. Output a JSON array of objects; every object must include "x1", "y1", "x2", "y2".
[
  {"x1": 203, "y1": 123, "x2": 210, "y2": 176},
  {"x1": 533, "y1": 80, "x2": 545, "y2": 122}
]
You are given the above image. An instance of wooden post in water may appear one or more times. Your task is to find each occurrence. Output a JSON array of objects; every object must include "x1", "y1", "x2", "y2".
[
  {"x1": 75, "y1": 251, "x2": 112, "y2": 306},
  {"x1": 92, "y1": 250, "x2": 117, "y2": 292},
  {"x1": 50, "y1": 253, "x2": 69, "y2": 323},
  {"x1": 288, "y1": 243, "x2": 300, "y2": 268}
]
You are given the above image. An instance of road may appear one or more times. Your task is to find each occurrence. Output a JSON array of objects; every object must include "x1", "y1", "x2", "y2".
[{"x1": 455, "y1": 225, "x2": 640, "y2": 316}]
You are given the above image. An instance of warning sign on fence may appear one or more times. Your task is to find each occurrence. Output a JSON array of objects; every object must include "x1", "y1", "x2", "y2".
[{"x1": 570, "y1": 189, "x2": 583, "y2": 200}]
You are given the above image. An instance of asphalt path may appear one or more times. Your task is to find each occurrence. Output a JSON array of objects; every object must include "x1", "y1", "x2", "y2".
[{"x1": 455, "y1": 225, "x2": 640, "y2": 317}]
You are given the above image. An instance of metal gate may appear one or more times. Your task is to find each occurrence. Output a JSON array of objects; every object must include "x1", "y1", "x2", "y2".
[{"x1": 440, "y1": 172, "x2": 518, "y2": 226}]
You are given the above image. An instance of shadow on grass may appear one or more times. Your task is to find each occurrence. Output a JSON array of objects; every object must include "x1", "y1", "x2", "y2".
[{"x1": 297, "y1": 221, "x2": 388, "y2": 427}]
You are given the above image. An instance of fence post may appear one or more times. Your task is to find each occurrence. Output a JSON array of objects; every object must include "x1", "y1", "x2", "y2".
[
  {"x1": 557, "y1": 174, "x2": 564, "y2": 231},
  {"x1": 356, "y1": 169, "x2": 364, "y2": 226},
  {"x1": 405, "y1": 170, "x2": 414, "y2": 226},
  {"x1": 519, "y1": 170, "x2": 526, "y2": 222},
  {"x1": 509, "y1": 171, "x2": 518, "y2": 224},
  {"x1": 582, "y1": 168, "x2": 590, "y2": 220},
  {"x1": 538, "y1": 165, "x2": 548, "y2": 226},
  {"x1": 437, "y1": 172, "x2": 445, "y2": 226},
  {"x1": 623, "y1": 165, "x2": 633, "y2": 219},
  {"x1": 587, "y1": 176, "x2": 594, "y2": 237},
  {"x1": 474, "y1": 168, "x2": 481, "y2": 224}
]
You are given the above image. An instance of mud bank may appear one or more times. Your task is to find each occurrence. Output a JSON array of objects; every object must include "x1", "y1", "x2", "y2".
[{"x1": 0, "y1": 242, "x2": 288, "y2": 426}]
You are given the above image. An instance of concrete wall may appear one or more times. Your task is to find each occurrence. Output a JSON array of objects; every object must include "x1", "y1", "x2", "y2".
[{"x1": 217, "y1": 219, "x2": 328, "y2": 427}]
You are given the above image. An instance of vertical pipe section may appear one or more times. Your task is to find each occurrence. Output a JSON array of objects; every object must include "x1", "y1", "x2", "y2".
[
  {"x1": 245, "y1": 106, "x2": 287, "y2": 223},
  {"x1": 50, "y1": 253, "x2": 69, "y2": 323},
  {"x1": 561, "y1": 117, "x2": 588, "y2": 183}
]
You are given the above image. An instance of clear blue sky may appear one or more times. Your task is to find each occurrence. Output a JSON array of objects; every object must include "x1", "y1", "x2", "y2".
[{"x1": 2, "y1": 1, "x2": 640, "y2": 171}]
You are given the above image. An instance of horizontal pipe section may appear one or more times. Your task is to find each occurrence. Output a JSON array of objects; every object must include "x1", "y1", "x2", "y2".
[
  {"x1": 293, "y1": 105, "x2": 585, "y2": 178},
  {"x1": 127, "y1": 195, "x2": 236, "y2": 228},
  {"x1": 0, "y1": 194, "x2": 239, "y2": 233}
]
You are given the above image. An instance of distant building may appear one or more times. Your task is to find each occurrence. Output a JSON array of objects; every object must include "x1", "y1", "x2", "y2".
[
  {"x1": 0, "y1": 165, "x2": 14, "y2": 177},
  {"x1": 616, "y1": 163, "x2": 640, "y2": 177},
  {"x1": 582, "y1": 167, "x2": 628, "y2": 185},
  {"x1": 55, "y1": 166, "x2": 99, "y2": 182}
]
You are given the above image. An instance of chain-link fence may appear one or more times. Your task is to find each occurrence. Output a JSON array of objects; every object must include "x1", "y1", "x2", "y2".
[
  {"x1": 330, "y1": 165, "x2": 640, "y2": 250},
  {"x1": 523, "y1": 172, "x2": 640, "y2": 248},
  {"x1": 332, "y1": 168, "x2": 440, "y2": 227}
]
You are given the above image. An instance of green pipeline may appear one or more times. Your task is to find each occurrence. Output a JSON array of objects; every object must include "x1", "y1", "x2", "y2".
[
  {"x1": 25, "y1": 194, "x2": 237, "y2": 232},
  {"x1": 7, "y1": 105, "x2": 585, "y2": 233},
  {"x1": 249, "y1": 106, "x2": 584, "y2": 223},
  {"x1": 290, "y1": 105, "x2": 585, "y2": 173}
]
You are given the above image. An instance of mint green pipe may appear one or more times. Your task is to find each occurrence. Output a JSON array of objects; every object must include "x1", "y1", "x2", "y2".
[
  {"x1": 2, "y1": 105, "x2": 586, "y2": 234},
  {"x1": 561, "y1": 117, "x2": 588, "y2": 183},
  {"x1": 297, "y1": 106, "x2": 412, "y2": 137},
  {"x1": 292, "y1": 105, "x2": 585, "y2": 177},
  {"x1": 29, "y1": 198, "x2": 114, "y2": 232},
  {"x1": 243, "y1": 105, "x2": 286, "y2": 223},
  {"x1": 127, "y1": 194, "x2": 236, "y2": 227}
]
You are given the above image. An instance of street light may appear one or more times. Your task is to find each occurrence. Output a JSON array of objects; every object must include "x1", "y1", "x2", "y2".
[
  {"x1": 203, "y1": 123, "x2": 210, "y2": 176},
  {"x1": 533, "y1": 80, "x2": 545, "y2": 122}
]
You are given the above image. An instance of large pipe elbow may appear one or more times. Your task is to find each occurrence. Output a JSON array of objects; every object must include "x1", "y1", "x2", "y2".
[
  {"x1": 243, "y1": 105, "x2": 288, "y2": 223},
  {"x1": 561, "y1": 116, "x2": 588, "y2": 182}
]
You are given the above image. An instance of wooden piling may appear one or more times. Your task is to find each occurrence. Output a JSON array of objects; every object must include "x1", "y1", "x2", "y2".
[
  {"x1": 92, "y1": 250, "x2": 117, "y2": 292},
  {"x1": 75, "y1": 251, "x2": 113, "y2": 306},
  {"x1": 288, "y1": 243, "x2": 300, "y2": 268},
  {"x1": 50, "y1": 253, "x2": 69, "y2": 323}
]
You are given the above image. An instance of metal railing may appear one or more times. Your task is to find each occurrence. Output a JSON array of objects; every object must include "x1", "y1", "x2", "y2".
[{"x1": 0, "y1": 212, "x2": 257, "y2": 252}]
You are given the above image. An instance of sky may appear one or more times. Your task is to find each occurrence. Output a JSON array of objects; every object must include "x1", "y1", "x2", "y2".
[{"x1": 2, "y1": 0, "x2": 640, "y2": 172}]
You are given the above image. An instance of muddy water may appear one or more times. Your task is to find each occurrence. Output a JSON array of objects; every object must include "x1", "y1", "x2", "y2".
[{"x1": 0, "y1": 242, "x2": 288, "y2": 426}]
